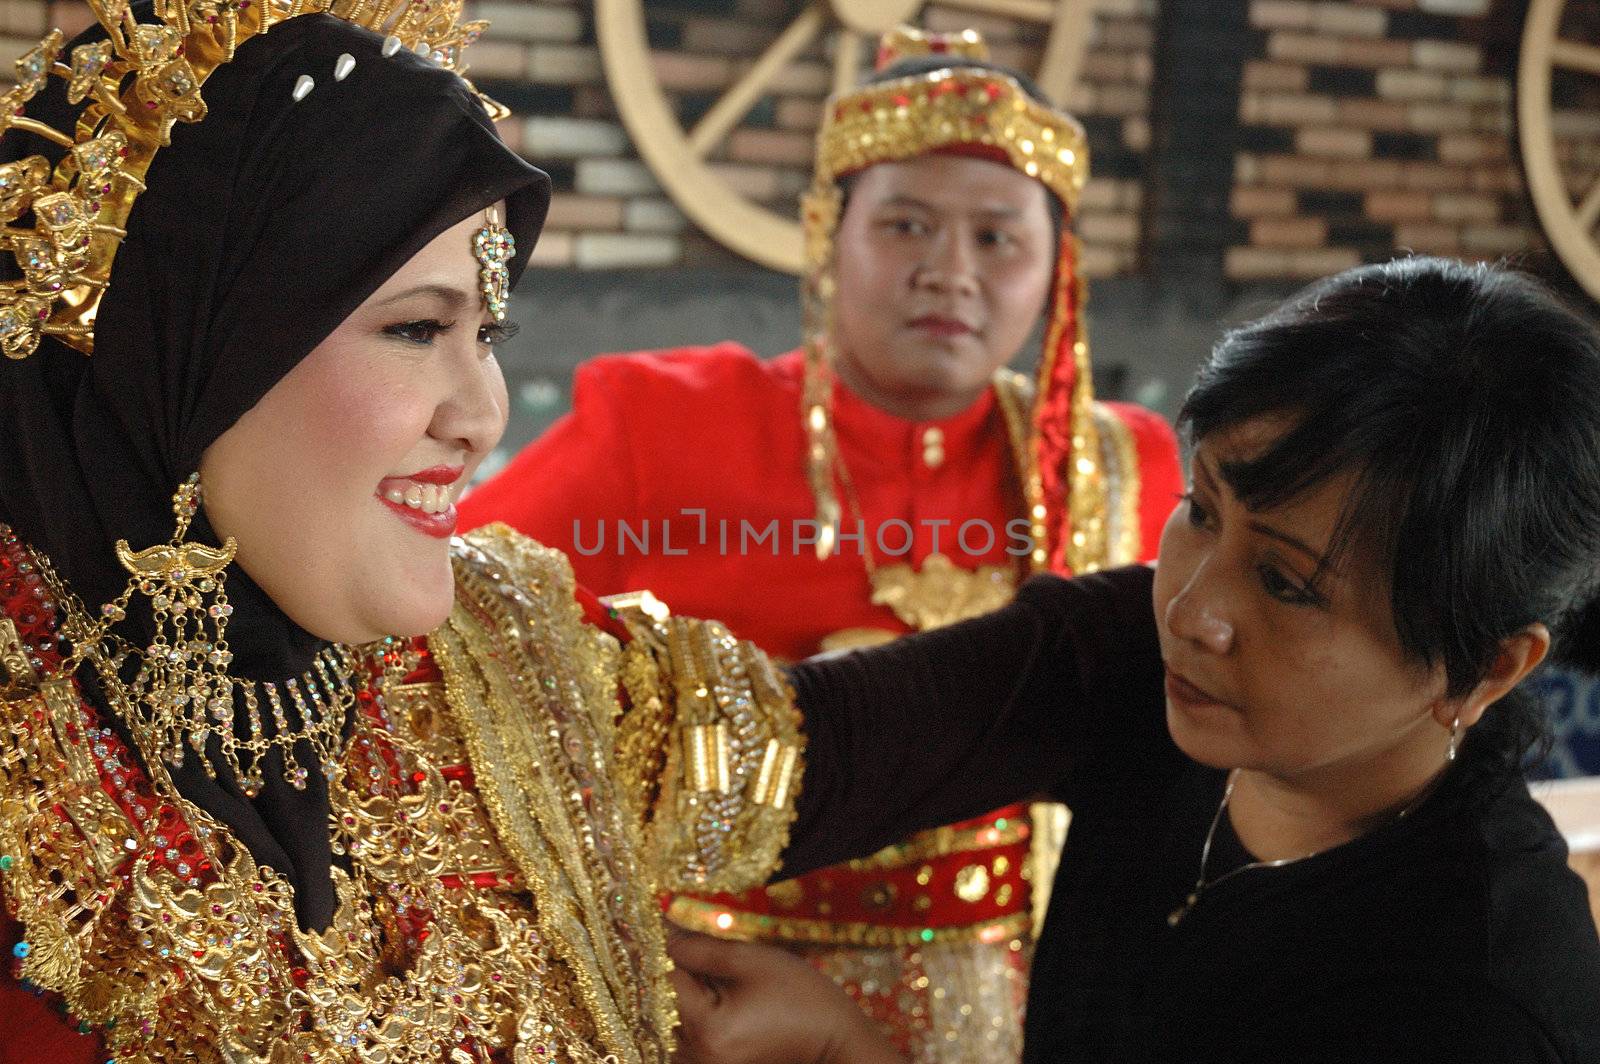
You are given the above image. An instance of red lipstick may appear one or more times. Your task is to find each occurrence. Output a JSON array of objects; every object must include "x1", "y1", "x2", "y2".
[
  {"x1": 395, "y1": 464, "x2": 464, "y2": 485},
  {"x1": 376, "y1": 464, "x2": 465, "y2": 540}
]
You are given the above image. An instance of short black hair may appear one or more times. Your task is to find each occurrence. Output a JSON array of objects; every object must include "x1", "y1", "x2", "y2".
[
  {"x1": 1179, "y1": 257, "x2": 1600, "y2": 772},
  {"x1": 836, "y1": 56, "x2": 1067, "y2": 237}
]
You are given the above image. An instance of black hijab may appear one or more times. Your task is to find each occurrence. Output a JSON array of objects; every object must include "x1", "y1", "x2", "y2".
[{"x1": 0, "y1": 9, "x2": 549, "y2": 928}]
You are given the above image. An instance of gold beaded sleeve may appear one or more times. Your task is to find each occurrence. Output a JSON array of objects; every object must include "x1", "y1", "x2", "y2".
[
  {"x1": 449, "y1": 525, "x2": 805, "y2": 897},
  {"x1": 606, "y1": 594, "x2": 806, "y2": 895}
]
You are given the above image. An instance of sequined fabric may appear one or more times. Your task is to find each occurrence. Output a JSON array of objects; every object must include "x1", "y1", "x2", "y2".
[
  {"x1": 0, "y1": 525, "x2": 804, "y2": 1062},
  {"x1": 807, "y1": 937, "x2": 1031, "y2": 1064}
]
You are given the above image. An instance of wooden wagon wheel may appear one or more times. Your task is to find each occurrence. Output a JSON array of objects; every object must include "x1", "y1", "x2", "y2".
[
  {"x1": 1519, "y1": 0, "x2": 1600, "y2": 303},
  {"x1": 595, "y1": 0, "x2": 1094, "y2": 275}
]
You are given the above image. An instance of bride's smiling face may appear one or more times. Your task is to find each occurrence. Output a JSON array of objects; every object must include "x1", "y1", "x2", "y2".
[{"x1": 199, "y1": 208, "x2": 515, "y2": 644}]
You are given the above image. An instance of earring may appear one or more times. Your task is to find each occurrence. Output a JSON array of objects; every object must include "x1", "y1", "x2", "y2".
[
  {"x1": 1447, "y1": 713, "x2": 1461, "y2": 762},
  {"x1": 473, "y1": 207, "x2": 515, "y2": 323},
  {"x1": 114, "y1": 473, "x2": 240, "y2": 775}
]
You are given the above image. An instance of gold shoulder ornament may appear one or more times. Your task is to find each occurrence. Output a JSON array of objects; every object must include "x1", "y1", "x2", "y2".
[
  {"x1": 606, "y1": 592, "x2": 805, "y2": 895},
  {"x1": 433, "y1": 526, "x2": 806, "y2": 1048}
]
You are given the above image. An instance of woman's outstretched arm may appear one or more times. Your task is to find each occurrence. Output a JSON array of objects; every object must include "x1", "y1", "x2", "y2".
[{"x1": 781, "y1": 564, "x2": 1175, "y2": 879}]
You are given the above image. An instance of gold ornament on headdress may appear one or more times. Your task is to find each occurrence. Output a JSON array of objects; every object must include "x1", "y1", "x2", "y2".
[
  {"x1": 473, "y1": 205, "x2": 515, "y2": 323},
  {"x1": 800, "y1": 25, "x2": 1109, "y2": 577},
  {"x1": 0, "y1": 0, "x2": 503, "y2": 360},
  {"x1": 873, "y1": 25, "x2": 988, "y2": 69}
]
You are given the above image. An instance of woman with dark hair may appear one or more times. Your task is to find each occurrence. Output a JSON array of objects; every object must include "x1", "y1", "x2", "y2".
[{"x1": 669, "y1": 257, "x2": 1600, "y2": 1064}]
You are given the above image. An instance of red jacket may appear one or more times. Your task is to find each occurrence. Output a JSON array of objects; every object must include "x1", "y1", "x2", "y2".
[{"x1": 463, "y1": 344, "x2": 1183, "y2": 661}]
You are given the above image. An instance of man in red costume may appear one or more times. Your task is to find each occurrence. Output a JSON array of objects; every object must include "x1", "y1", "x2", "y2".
[{"x1": 462, "y1": 27, "x2": 1182, "y2": 1064}]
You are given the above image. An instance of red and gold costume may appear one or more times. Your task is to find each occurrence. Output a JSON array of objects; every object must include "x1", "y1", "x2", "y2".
[
  {"x1": 0, "y1": 1, "x2": 807, "y2": 1060},
  {"x1": 0, "y1": 525, "x2": 805, "y2": 1063},
  {"x1": 462, "y1": 27, "x2": 1183, "y2": 1063}
]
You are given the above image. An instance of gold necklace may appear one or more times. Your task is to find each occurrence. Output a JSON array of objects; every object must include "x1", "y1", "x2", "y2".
[
  {"x1": 829, "y1": 372, "x2": 1035, "y2": 633},
  {"x1": 39, "y1": 473, "x2": 362, "y2": 794},
  {"x1": 15, "y1": 538, "x2": 605, "y2": 1062}
]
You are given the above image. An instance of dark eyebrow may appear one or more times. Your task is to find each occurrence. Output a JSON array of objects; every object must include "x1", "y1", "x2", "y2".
[
  {"x1": 373, "y1": 283, "x2": 472, "y2": 311},
  {"x1": 1196, "y1": 452, "x2": 1329, "y2": 568},
  {"x1": 880, "y1": 194, "x2": 935, "y2": 212},
  {"x1": 1247, "y1": 520, "x2": 1326, "y2": 568},
  {"x1": 878, "y1": 194, "x2": 1024, "y2": 220}
]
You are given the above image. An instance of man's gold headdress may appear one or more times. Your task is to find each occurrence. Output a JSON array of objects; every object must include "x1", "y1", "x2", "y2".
[
  {"x1": 0, "y1": 0, "x2": 499, "y2": 359},
  {"x1": 801, "y1": 26, "x2": 1115, "y2": 576}
]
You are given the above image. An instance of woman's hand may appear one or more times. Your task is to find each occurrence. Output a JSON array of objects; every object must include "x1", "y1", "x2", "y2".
[{"x1": 668, "y1": 928, "x2": 908, "y2": 1064}]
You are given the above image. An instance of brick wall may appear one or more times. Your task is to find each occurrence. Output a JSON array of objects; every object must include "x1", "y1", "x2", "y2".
[
  {"x1": 458, "y1": 0, "x2": 1161, "y2": 278},
  {"x1": 1228, "y1": 0, "x2": 1545, "y2": 281},
  {"x1": 0, "y1": 0, "x2": 1571, "y2": 287},
  {"x1": 0, "y1": 0, "x2": 1155, "y2": 277}
]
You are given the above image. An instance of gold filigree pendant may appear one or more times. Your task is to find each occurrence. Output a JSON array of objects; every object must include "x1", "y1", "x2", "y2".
[{"x1": 866, "y1": 552, "x2": 1017, "y2": 632}]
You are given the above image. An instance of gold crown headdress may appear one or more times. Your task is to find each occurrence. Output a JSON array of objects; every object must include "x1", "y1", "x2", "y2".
[
  {"x1": 801, "y1": 26, "x2": 1113, "y2": 575},
  {"x1": 0, "y1": 0, "x2": 501, "y2": 360}
]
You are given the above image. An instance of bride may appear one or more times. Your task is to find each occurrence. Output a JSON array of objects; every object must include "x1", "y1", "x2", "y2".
[{"x1": 0, "y1": 3, "x2": 800, "y2": 1062}]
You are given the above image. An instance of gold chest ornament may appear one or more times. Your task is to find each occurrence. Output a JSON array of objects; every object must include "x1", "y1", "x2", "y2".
[{"x1": 0, "y1": 529, "x2": 690, "y2": 1064}]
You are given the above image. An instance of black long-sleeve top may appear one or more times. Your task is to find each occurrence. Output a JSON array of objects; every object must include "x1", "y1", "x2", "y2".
[{"x1": 784, "y1": 566, "x2": 1600, "y2": 1063}]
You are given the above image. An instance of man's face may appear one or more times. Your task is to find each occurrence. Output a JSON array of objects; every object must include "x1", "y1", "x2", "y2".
[{"x1": 830, "y1": 153, "x2": 1057, "y2": 420}]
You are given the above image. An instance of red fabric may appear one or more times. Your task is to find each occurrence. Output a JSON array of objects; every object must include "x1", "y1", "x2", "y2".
[
  {"x1": 685, "y1": 812, "x2": 1031, "y2": 931},
  {"x1": 1102, "y1": 398, "x2": 1185, "y2": 558},
  {"x1": 1034, "y1": 231, "x2": 1084, "y2": 571},
  {"x1": 574, "y1": 584, "x2": 631, "y2": 643},
  {"x1": 464, "y1": 345, "x2": 1181, "y2": 661},
  {"x1": 0, "y1": 912, "x2": 101, "y2": 1064}
]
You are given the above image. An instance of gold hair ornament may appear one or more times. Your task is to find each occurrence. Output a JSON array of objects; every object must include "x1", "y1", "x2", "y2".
[
  {"x1": 473, "y1": 205, "x2": 514, "y2": 323},
  {"x1": 0, "y1": 0, "x2": 504, "y2": 360},
  {"x1": 873, "y1": 25, "x2": 988, "y2": 68}
]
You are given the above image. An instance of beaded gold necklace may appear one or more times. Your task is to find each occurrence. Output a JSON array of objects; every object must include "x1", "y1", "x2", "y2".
[
  {"x1": 5, "y1": 526, "x2": 649, "y2": 1062},
  {"x1": 39, "y1": 474, "x2": 361, "y2": 795}
]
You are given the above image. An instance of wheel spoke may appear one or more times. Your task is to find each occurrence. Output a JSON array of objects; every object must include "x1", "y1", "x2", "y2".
[
  {"x1": 689, "y1": 2, "x2": 827, "y2": 158},
  {"x1": 1575, "y1": 172, "x2": 1600, "y2": 232},
  {"x1": 1035, "y1": 0, "x2": 1095, "y2": 105},
  {"x1": 833, "y1": 29, "x2": 863, "y2": 97},
  {"x1": 940, "y1": 0, "x2": 1056, "y2": 21},
  {"x1": 1552, "y1": 39, "x2": 1600, "y2": 77}
]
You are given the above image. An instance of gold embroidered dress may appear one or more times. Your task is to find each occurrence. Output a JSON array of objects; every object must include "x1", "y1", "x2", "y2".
[
  {"x1": 0, "y1": 524, "x2": 803, "y2": 1062},
  {"x1": 0, "y1": 2, "x2": 793, "y2": 1058}
]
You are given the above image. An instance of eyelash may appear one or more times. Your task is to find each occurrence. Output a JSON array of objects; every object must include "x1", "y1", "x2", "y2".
[
  {"x1": 883, "y1": 218, "x2": 930, "y2": 237},
  {"x1": 1177, "y1": 491, "x2": 1325, "y2": 609},
  {"x1": 383, "y1": 319, "x2": 521, "y2": 347},
  {"x1": 881, "y1": 219, "x2": 1017, "y2": 247}
]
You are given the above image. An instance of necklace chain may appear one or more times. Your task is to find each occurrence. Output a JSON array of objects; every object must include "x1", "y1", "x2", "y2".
[
  {"x1": 32, "y1": 476, "x2": 365, "y2": 795},
  {"x1": 1167, "y1": 770, "x2": 1320, "y2": 927},
  {"x1": 1168, "y1": 768, "x2": 1441, "y2": 928}
]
